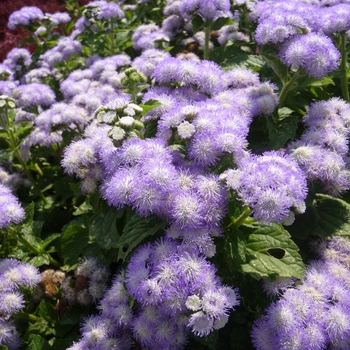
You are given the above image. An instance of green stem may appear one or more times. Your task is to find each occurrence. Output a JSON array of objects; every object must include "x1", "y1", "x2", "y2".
[
  {"x1": 340, "y1": 31, "x2": 349, "y2": 102},
  {"x1": 17, "y1": 234, "x2": 60, "y2": 267},
  {"x1": 3, "y1": 108, "x2": 48, "y2": 204},
  {"x1": 226, "y1": 206, "x2": 251, "y2": 229},
  {"x1": 131, "y1": 88, "x2": 137, "y2": 104},
  {"x1": 13, "y1": 311, "x2": 41, "y2": 323},
  {"x1": 203, "y1": 25, "x2": 211, "y2": 60},
  {"x1": 278, "y1": 68, "x2": 304, "y2": 105}
]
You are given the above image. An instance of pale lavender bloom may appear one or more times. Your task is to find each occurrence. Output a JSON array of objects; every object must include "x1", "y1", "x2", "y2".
[
  {"x1": 318, "y1": 4, "x2": 350, "y2": 33},
  {"x1": 40, "y1": 37, "x2": 82, "y2": 67},
  {"x1": 0, "y1": 291, "x2": 24, "y2": 315},
  {"x1": 197, "y1": 60, "x2": 224, "y2": 95},
  {"x1": 0, "y1": 82, "x2": 18, "y2": 96},
  {"x1": 217, "y1": 24, "x2": 249, "y2": 45},
  {"x1": 132, "y1": 24, "x2": 169, "y2": 51},
  {"x1": 0, "y1": 319, "x2": 21, "y2": 350},
  {"x1": 252, "y1": 235, "x2": 350, "y2": 350},
  {"x1": 290, "y1": 145, "x2": 350, "y2": 196},
  {"x1": 8, "y1": 6, "x2": 44, "y2": 30},
  {"x1": 13, "y1": 83, "x2": 55, "y2": 108},
  {"x1": 0, "y1": 167, "x2": 29, "y2": 191},
  {"x1": 226, "y1": 151, "x2": 308, "y2": 224},
  {"x1": 222, "y1": 67, "x2": 260, "y2": 89},
  {"x1": 89, "y1": 54, "x2": 131, "y2": 79},
  {"x1": 23, "y1": 67, "x2": 51, "y2": 84},
  {"x1": 45, "y1": 12, "x2": 71, "y2": 26},
  {"x1": 301, "y1": 98, "x2": 350, "y2": 156},
  {"x1": 0, "y1": 259, "x2": 41, "y2": 348},
  {"x1": 0, "y1": 64, "x2": 14, "y2": 81},
  {"x1": 134, "y1": 30, "x2": 170, "y2": 51},
  {"x1": 179, "y1": 0, "x2": 232, "y2": 21},
  {"x1": 34, "y1": 102, "x2": 89, "y2": 136},
  {"x1": 132, "y1": 49, "x2": 171, "y2": 78},
  {"x1": 152, "y1": 58, "x2": 224, "y2": 96},
  {"x1": 60, "y1": 78, "x2": 92, "y2": 100},
  {"x1": 161, "y1": 14, "x2": 184, "y2": 36},
  {"x1": 0, "y1": 184, "x2": 25, "y2": 229},
  {"x1": 125, "y1": 238, "x2": 239, "y2": 337},
  {"x1": 86, "y1": 0, "x2": 124, "y2": 20},
  {"x1": 3, "y1": 48, "x2": 32, "y2": 75},
  {"x1": 164, "y1": 0, "x2": 181, "y2": 16},
  {"x1": 280, "y1": 33, "x2": 340, "y2": 79},
  {"x1": 246, "y1": 82, "x2": 280, "y2": 116}
]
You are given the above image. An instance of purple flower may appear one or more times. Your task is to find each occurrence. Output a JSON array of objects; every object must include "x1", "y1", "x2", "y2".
[
  {"x1": 8, "y1": 6, "x2": 44, "y2": 30},
  {"x1": 45, "y1": 12, "x2": 71, "y2": 26},
  {"x1": 225, "y1": 151, "x2": 308, "y2": 224},
  {"x1": 132, "y1": 49, "x2": 171, "y2": 78},
  {"x1": 87, "y1": 1, "x2": 124, "y2": 20},
  {"x1": 280, "y1": 33, "x2": 340, "y2": 79},
  {"x1": 318, "y1": 4, "x2": 350, "y2": 34},
  {"x1": 222, "y1": 67, "x2": 260, "y2": 89},
  {"x1": 0, "y1": 184, "x2": 25, "y2": 229},
  {"x1": 289, "y1": 145, "x2": 350, "y2": 196},
  {"x1": 0, "y1": 319, "x2": 20, "y2": 349},
  {"x1": 252, "y1": 235, "x2": 350, "y2": 350},
  {"x1": 179, "y1": 0, "x2": 232, "y2": 21},
  {"x1": 40, "y1": 38, "x2": 82, "y2": 67},
  {"x1": 13, "y1": 83, "x2": 55, "y2": 108},
  {"x1": 3, "y1": 48, "x2": 32, "y2": 76}
]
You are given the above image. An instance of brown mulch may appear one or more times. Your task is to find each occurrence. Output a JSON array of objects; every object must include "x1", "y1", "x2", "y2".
[{"x1": 0, "y1": 0, "x2": 89, "y2": 62}]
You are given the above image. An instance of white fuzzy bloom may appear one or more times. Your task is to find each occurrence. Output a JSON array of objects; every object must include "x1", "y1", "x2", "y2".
[{"x1": 177, "y1": 121, "x2": 196, "y2": 139}]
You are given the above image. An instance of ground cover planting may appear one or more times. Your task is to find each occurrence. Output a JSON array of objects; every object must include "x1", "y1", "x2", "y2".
[{"x1": 1, "y1": 0, "x2": 350, "y2": 349}]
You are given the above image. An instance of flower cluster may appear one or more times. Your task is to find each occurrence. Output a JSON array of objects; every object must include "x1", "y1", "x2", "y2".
[
  {"x1": 68, "y1": 238, "x2": 239, "y2": 349},
  {"x1": 279, "y1": 33, "x2": 340, "y2": 79},
  {"x1": 251, "y1": 235, "x2": 350, "y2": 350},
  {"x1": 289, "y1": 98, "x2": 350, "y2": 196},
  {"x1": 40, "y1": 37, "x2": 83, "y2": 68},
  {"x1": 224, "y1": 151, "x2": 308, "y2": 225},
  {"x1": 0, "y1": 184, "x2": 25, "y2": 229},
  {"x1": 8, "y1": 6, "x2": 44, "y2": 30},
  {"x1": 251, "y1": 0, "x2": 341, "y2": 78},
  {"x1": 0, "y1": 259, "x2": 41, "y2": 349}
]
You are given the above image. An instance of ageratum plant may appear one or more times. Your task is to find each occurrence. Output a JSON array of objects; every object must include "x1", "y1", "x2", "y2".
[{"x1": 1, "y1": 0, "x2": 350, "y2": 349}]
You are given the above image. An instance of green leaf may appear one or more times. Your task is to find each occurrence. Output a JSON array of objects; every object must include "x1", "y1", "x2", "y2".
[
  {"x1": 0, "y1": 149, "x2": 13, "y2": 162},
  {"x1": 261, "y1": 53, "x2": 288, "y2": 82},
  {"x1": 59, "y1": 304, "x2": 90, "y2": 326},
  {"x1": 28, "y1": 254, "x2": 51, "y2": 267},
  {"x1": 209, "y1": 45, "x2": 249, "y2": 67},
  {"x1": 267, "y1": 115, "x2": 298, "y2": 150},
  {"x1": 27, "y1": 334, "x2": 51, "y2": 350},
  {"x1": 310, "y1": 77, "x2": 335, "y2": 87},
  {"x1": 38, "y1": 299, "x2": 58, "y2": 323},
  {"x1": 22, "y1": 202, "x2": 35, "y2": 226},
  {"x1": 40, "y1": 233, "x2": 60, "y2": 250},
  {"x1": 192, "y1": 14, "x2": 204, "y2": 33},
  {"x1": 18, "y1": 36, "x2": 36, "y2": 47},
  {"x1": 289, "y1": 194, "x2": 350, "y2": 239},
  {"x1": 139, "y1": 99, "x2": 161, "y2": 115},
  {"x1": 191, "y1": 330, "x2": 219, "y2": 350},
  {"x1": 212, "y1": 17, "x2": 230, "y2": 30},
  {"x1": 118, "y1": 213, "x2": 167, "y2": 261},
  {"x1": 240, "y1": 224, "x2": 305, "y2": 280},
  {"x1": 217, "y1": 228, "x2": 247, "y2": 275},
  {"x1": 277, "y1": 107, "x2": 294, "y2": 120},
  {"x1": 60, "y1": 224, "x2": 89, "y2": 265},
  {"x1": 89, "y1": 206, "x2": 124, "y2": 249}
]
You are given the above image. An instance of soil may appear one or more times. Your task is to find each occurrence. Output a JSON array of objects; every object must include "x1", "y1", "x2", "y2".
[{"x1": 0, "y1": 0, "x2": 89, "y2": 62}]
